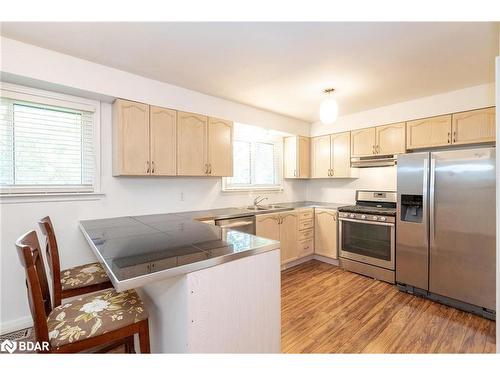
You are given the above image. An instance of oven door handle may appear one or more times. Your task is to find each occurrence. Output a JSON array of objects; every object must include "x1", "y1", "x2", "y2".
[{"x1": 338, "y1": 217, "x2": 395, "y2": 227}]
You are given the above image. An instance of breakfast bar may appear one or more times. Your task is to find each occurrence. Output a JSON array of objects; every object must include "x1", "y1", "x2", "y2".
[{"x1": 79, "y1": 213, "x2": 281, "y2": 353}]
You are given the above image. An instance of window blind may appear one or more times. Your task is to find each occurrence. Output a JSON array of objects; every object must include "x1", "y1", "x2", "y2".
[{"x1": 0, "y1": 96, "x2": 96, "y2": 194}]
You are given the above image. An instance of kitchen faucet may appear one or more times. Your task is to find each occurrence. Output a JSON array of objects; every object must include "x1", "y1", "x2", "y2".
[{"x1": 253, "y1": 196, "x2": 268, "y2": 206}]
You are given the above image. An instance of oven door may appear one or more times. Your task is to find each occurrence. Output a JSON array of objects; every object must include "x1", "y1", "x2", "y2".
[{"x1": 339, "y1": 217, "x2": 395, "y2": 270}]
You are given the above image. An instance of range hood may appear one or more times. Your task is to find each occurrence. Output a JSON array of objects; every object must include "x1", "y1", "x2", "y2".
[{"x1": 351, "y1": 155, "x2": 397, "y2": 168}]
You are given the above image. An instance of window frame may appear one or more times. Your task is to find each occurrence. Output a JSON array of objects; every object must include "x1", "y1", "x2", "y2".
[
  {"x1": 222, "y1": 133, "x2": 283, "y2": 192},
  {"x1": 0, "y1": 82, "x2": 101, "y2": 200}
]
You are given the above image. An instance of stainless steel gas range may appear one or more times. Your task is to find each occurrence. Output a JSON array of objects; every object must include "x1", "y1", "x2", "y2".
[{"x1": 338, "y1": 190, "x2": 397, "y2": 284}]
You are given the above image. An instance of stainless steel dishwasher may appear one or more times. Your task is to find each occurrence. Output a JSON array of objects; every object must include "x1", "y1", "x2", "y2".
[{"x1": 214, "y1": 215, "x2": 255, "y2": 235}]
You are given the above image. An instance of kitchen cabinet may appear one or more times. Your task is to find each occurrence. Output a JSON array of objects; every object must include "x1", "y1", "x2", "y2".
[
  {"x1": 177, "y1": 112, "x2": 234, "y2": 176},
  {"x1": 177, "y1": 111, "x2": 208, "y2": 176},
  {"x1": 376, "y1": 122, "x2": 406, "y2": 155},
  {"x1": 208, "y1": 117, "x2": 233, "y2": 176},
  {"x1": 284, "y1": 136, "x2": 310, "y2": 178},
  {"x1": 311, "y1": 132, "x2": 356, "y2": 178},
  {"x1": 256, "y1": 211, "x2": 298, "y2": 265},
  {"x1": 351, "y1": 124, "x2": 405, "y2": 157},
  {"x1": 451, "y1": 107, "x2": 495, "y2": 145},
  {"x1": 113, "y1": 99, "x2": 151, "y2": 176},
  {"x1": 314, "y1": 209, "x2": 338, "y2": 259},
  {"x1": 150, "y1": 106, "x2": 177, "y2": 175},
  {"x1": 351, "y1": 127, "x2": 376, "y2": 157},
  {"x1": 406, "y1": 115, "x2": 452, "y2": 149}
]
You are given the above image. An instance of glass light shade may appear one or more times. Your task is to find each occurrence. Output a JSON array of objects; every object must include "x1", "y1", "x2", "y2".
[{"x1": 319, "y1": 96, "x2": 338, "y2": 125}]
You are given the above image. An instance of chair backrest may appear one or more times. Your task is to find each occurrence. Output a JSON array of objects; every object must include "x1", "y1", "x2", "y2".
[
  {"x1": 38, "y1": 216, "x2": 62, "y2": 307},
  {"x1": 15, "y1": 231, "x2": 51, "y2": 347}
]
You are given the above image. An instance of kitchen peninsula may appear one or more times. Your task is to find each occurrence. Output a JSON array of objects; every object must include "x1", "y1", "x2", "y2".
[{"x1": 79, "y1": 212, "x2": 281, "y2": 353}]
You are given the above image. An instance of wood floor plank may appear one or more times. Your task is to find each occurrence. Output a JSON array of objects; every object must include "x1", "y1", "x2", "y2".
[{"x1": 281, "y1": 260, "x2": 496, "y2": 353}]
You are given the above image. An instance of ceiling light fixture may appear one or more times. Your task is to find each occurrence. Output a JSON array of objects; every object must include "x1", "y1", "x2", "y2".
[{"x1": 319, "y1": 88, "x2": 338, "y2": 125}]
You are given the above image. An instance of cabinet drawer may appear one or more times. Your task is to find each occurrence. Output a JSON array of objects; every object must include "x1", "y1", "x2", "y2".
[
  {"x1": 298, "y1": 219, "x2": 314, "y2": 230},
  {"x1": 298, "y1": 209, "x2": 314, "y2": 220},
  {"x1": 298, "y1": 228, "x2": 314, "y2": 241},
  {"x1": 298, "y1": 239, "x2": 314, "y2": 257}
]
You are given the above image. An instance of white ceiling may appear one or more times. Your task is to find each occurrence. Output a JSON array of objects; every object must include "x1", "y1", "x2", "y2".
[{"x1": 0, "y1": 22, "x2": 497, "y2": 122}]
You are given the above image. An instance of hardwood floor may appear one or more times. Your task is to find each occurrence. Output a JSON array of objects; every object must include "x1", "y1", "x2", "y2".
[{"x1": 281, "y1": 260, "x2": 496, "y2": 353}]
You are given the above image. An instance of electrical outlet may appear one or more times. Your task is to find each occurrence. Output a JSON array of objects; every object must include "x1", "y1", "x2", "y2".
[{"x1": 180, "y1": 192, "x2": 185, "y2": 201}]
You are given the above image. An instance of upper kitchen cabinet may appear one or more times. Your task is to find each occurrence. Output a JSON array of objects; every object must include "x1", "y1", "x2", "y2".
[
  {"x1": 351, "y1": 124, "x2": 405, "y2": 157},
  {"x1": 177, "y1": 111, "x2": 234, "y2": 176},
  {"x1": 284, "y1": 136, "x2": 310, "y2": 179},
  {"x1": 351, "y1": 127, "x2": 376, "y2": 157},
  {"x1": 113, "y1": 99, "x2": 151, "y2": 176},
  {"x1": 208, "y1": 117, "x2": 233, "y2": 176},
  {"x1": 376, "y1": 122, "x2": 406, "y2": 155},
  {"x1": 177, "y1": 111, "x2": 208, "y2": 176},
  {"x1": 331, "y1": 132, "x2": 354, "y2": 177},
  {"x1": 451, "y1": 107, "x2": 495, "y2": 145},
  {"x1": 311, "y1": 132, "x2": 357, "y2": 178},
  {"x1": 406, "y1": 115, "x2": 452, "y2": 149},
  {"x1": 150, "y1": 106, "x2": 177, "y2": 175},
  {"x1": 311, "y1": 135, "x2": 331, "y2": 178}
]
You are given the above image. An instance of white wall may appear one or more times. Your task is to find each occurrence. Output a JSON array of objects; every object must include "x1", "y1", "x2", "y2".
[
  {"x1": 0, "y1": 38, "x2": 309, "y2": 332},
  {"x1": 306, "y1": 83, "x2": 495, "y2": 203}
]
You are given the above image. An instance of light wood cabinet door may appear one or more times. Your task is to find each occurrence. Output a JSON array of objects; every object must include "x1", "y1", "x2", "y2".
[
  {"x1": 376, "y1": 122, "x2": 406, "y2": 155},
  {"x1": 452, "y1": 107, "x2": 495, "y2": 145},
  {"x1": 311, "y1": 135, "x2": 331, "y2": 178},
  {"x1": 331, "y1": 132, "x2": 351, "y2": 177},
  {"x1": 283, "y1": 136, "x2": 297, "y2": 178},
  {"x1": 297, "y1": 136, "x2": 310, "y2": 178},
  {"x1": 314, "y1": 209, "x2": 338, "y2": 259},
  {"x1": 150, "y1": 106, "x2": 177, "y2": 176},
  {"x1": 406, "y1": 115, "x2": 451, "y2": 149},
  {"x1": 177, "y1": 111, "x2": 208, "y2": 175},
  {"x1": 351, "y1": 127, "x2": 376, "y2": 157},
  {"x1": 284, "y1": 136, "x2": 310, "y2": 178},
  {"x1": 208, "y1": 117, "x2": 233, "y2": 176},
  {"x1": 113, "y1": 99, "x2": 150, "y2": 176},
  {"x1": 279, "y1": 211, "x2": 298, "y2": 264},
  {"x1": 255, "y1": 213, "x2": 280, "y2": 242}
]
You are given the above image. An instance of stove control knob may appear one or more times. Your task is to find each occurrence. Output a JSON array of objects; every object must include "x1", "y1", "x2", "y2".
[
  {"x1": 380, "y1": 217, "x2": 387, "y2": 222},
  {"x1": 350, "y1": 214, "x2": 355, "y2": 218},
  {"x1": 361, "y1": 215, "x2": 366, "y2": 219},
  {"x1": 373, "y1": 216, "x2": 378, "y2": 221}
]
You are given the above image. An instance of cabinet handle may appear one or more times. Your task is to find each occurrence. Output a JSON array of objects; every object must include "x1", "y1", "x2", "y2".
[
  {"x1": 151, "y1": 161, "x2": 155, "y2": 174},
  {"x1": 209, "y1": 163, "x2": 212, "y2": 174},
  {"x1": 294, "y1": 169, "x2": 297, "y2": 177},
  {"x1": 331, "y1": 169, "x2": 334, "y2": 176},
  {"x1": 453, "y1": 131, "x2": 456, "y2": 143},
  {"x1": 204, "y1": 164, "x2": 208, "y2": 174},
  {"x1": 377, "y1": 145, "x2": 380, "y2": 154},
  {"x1": 447, "y1": 132, "x2": 451, "y2": 144},
  {"x1": 146, "y1": 161, "x2": 150, "y2": 174},
  {"x1": 372, "y1": 145, "x2": 376, "y2": 154}
]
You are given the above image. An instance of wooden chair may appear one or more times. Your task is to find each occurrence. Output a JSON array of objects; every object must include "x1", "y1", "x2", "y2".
[
  {"x1": 38, "y1": 216, "x2": 112, "y2": 307},
  {"x1": 15, "y1": 230, "x2": 150, "y2": 353}
]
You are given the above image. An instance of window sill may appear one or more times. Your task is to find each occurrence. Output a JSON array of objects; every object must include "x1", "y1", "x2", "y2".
[{"x1": 0, "y1": 192, "x2": 105, "y2": 204}]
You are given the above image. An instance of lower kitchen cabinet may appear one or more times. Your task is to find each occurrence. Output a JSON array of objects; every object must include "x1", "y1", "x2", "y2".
[
  {"x1": 256, "y1": 210, "x2": 298, "y2": 265},
  {"x1": 314, "y1": 208, "x2": 338, "y2": 259}
]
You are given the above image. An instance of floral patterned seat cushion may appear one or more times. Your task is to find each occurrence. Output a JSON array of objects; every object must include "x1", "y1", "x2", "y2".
[
  {"x1": 47, "y1": 288, "x2": 148, "y2": 347},
  {"x1": 60, "y1": 262, "x2": 110, "y2": 291}
]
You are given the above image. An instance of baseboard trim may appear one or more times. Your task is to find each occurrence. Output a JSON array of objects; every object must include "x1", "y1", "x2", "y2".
[
  {"x1": 313, "y1": 255, "x2": 340, "y2": 266},
  {"x1": 0, "y1": 316, "x2": 33, "y2": 335}
]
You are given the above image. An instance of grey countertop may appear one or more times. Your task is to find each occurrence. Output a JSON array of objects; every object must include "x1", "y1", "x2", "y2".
[{"x1": 79, "y1": 201, "x2": 348, "y2": 291}]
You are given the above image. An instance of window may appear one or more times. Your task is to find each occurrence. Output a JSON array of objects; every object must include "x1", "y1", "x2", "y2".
[
  {"x1": 223, "y1": 123, "x2": 283, "y2": 191},
  {"x1": 0, "y1": 83, "x2": 100, "y2": 196}
]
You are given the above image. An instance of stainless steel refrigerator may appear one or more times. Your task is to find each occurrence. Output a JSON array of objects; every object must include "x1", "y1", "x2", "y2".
[{"x1": 396, "y1": 147, "x2": 496, "y2": 318}]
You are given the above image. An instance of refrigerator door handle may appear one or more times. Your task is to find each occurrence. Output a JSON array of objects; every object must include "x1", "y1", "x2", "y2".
[
  {"x1": 422, "y1": 157, "x2": 429, "y2": 241},
  {"x1": 429, "y1": 156, "x2": 436, "y2": 244}
]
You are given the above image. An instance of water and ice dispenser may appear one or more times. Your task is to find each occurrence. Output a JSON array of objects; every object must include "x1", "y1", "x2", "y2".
[{"x1": 400, "y1": 195, "x2": 423, "y2": 223}]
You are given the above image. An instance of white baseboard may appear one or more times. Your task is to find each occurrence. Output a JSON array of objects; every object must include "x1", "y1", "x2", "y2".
[{"x1": 0, "y1": 316, "x2": 33, "y2": 335}]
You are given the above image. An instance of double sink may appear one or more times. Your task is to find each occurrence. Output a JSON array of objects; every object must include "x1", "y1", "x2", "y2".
[{"x1": 241, "y1": 204, "x2": 288, "y2": 213}]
